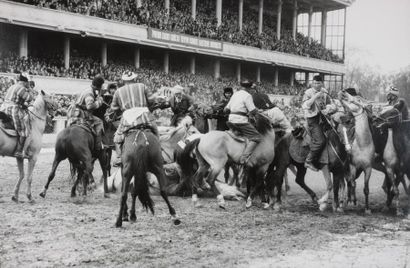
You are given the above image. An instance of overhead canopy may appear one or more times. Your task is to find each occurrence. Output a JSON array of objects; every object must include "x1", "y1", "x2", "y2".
[{"x1": 291, "y1": 0, "x2": 353, "y2": 13}]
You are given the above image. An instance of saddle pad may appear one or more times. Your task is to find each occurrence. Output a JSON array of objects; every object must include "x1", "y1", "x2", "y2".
[
  {"x1": 289, "y1": 137, "x2": 329, "y2": 164},
  {"x1": 0, "y1": 125, "x2": 17, "y2": 137}
]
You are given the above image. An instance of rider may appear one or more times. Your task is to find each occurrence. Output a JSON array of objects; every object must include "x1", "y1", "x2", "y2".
[
  {"x1": 386, "y1": 86, "x2": 408, "y2": 120},
  {"x1": 224, "y1": 80, "x2": 262, "y2": 164},
  {"x1": 213, "y1": 87, "x2": 233, "y2": 131},
  {"x1": 73, "y1": 74, "x2": 105, "y2": 155},
  {"x1": 111, "y1": 71, "x2": 158, "y2": 167},
  {"x1": 0, "y1": 73, "x2": 35, "y2": 158},
  {"x1": 302, "y1": 75, "x2": 332, "y2": 171},
  {"x1": 164, "y1": 85, "x2": 194, "y2": 126},
  {"x1": 249, "y1": 83, "x2": 275, "y2": 110}
]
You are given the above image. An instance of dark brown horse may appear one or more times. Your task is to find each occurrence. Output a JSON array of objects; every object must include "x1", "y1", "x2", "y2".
[{"x1": 115, "y1": 127, "x2": 181, "y2": 227}]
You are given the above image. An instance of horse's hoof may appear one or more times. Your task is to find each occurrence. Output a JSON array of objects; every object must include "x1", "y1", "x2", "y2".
[
  {"x1": 39, "y1": 192, "x2": 46, "y2": 198},
  {"x1": 245, "y1": 198, "x2": 252, "y2": 209},
  {"x1": 262, "y1": 202, "x2": 270, "y2": 210},
  {"x1": 115, "y1": 221, "x2": 122, "y2": 228},
  {"x1": 11, "y1": 196, "x2": 18, "y2": 203},
  {"x1": 104, "y1": 193, "x2": 111, "y2": 198},
  {"x1": 396, "y1": 209, "x2": 405, "y2": 217},
  {"x1": 27, "y1": 195, "x2": 35, "y2": 203},
  {"x1": 122, "y1": 216, "x2": 129, "y2": 222},
  {"x1": 273, "y1": 204, "x2": 281, "y2": 212},
  {"x1": 336, "y1": 207, "x2": 344, "y2": 213},
  {"x1": 319, "y1": 203, "x2": 327, "y2": 212},
  {"x1": 364, "y1": 209, "x2": 372, "y2": 215},
  {"x1": 130, "y1": 215, "x2": 137, "y2": 222},
  {"x1": 173, "y1": 218, "x2": 181, "y2": 225},
  {"x1": 218, "y1": 203, "x2": 226, "y2": 210},
  {"x1": 193, "y1": 201, "x2": 203, "y2": 208}
]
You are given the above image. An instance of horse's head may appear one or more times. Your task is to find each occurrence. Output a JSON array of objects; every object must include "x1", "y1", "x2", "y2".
[
  {"x1": 178, "y1": 115, "x2": 200, "y2": 137},
  {"x1": 373, "y1": 106, "x2": 402, "y2": 129},
  {"x1": 338, "y1": 91, "x2": 363, "y2": 116},
  {"x1": 33, "y1": 90, "x2": 59, "y2": 119}
]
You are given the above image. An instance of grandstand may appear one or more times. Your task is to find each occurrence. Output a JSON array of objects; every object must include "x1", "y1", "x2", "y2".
[{"x1": 0, "y1": 0, "x2": 352, "y2": 97}]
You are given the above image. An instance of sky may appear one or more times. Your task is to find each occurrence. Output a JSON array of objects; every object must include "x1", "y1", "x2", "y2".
[{"x1": 346, "y1": 0, "x2": 410, "y2": 73}]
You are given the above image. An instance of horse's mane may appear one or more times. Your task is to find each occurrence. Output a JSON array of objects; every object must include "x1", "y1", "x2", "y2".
[{"x1": 252, "y1": 113, "x2": 273, "y2": 135}]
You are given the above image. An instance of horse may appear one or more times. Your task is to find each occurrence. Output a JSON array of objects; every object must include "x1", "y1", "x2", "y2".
[
  {"x1": 178, "y1": 112, "x2": 276, "y2": 209},
  {"x1": 115, "y1": 126, "x2": 181, "y2": 227},
  {"x1": 0, "y1": 90, "x2": 58, "y2": 202},
  {"x1": 267, "y1": 117, "x2": 348, "y2": 212},
  {"x1": 40, "y1": 102, "x2": 111, "y2": 199},
  {"x1": 374, "y1": 107, "x2": 410, "y2": 217},
  {"x1": 339, "y1": 92, "x2": 375, "y2": 214}
]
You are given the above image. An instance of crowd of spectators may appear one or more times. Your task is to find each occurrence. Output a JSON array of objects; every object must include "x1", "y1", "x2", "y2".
[{"x1": 13, "y1": 0, "x2": 343, "y2": 63}]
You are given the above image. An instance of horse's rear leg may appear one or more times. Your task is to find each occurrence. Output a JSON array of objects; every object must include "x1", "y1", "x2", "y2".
[
  {"x1": 293, "y1": 162, "x2": 317, "y2": 203},
  {"x1": 206, "y1": 165, "x2": 225, "y2": 209},
  {"x1": 363, "y1": 167, "x2": 372, "y2": 214},
  {"x1": 40, "y1": 156, "x2": 63, "y2": 198},
  {"x1": 318, "y1": 165, "x2": 333, "y2": 211},
  {"x1": 116, "y1": 166, "x2": 132, "y2": 227},
  {"x1": 71, "y1": 169, "x2": 83, "y2": 198},
  {"x1": 12, "y1": 158, "x2": 25, "y2": 202},
  {"x1": 151, "y1": 164, "x2": 181, "y2": 225},
  {"x1": 129, "y1": 185, "x2": 138, "y2": 222},
  {"x1": 98, "y1": 150, "x2": 109, "y2": 197}
]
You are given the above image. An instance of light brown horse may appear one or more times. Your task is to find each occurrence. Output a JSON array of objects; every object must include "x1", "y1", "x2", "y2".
[
  {"x1": 179, "y1": 113, "x2": 276, "y2": 209},
  {"x1": 0, "y1": 90, "x2": 58, "y2": 202},
  {"x1": 339, "y1": 92, "x2": 375, "y2": 214}
]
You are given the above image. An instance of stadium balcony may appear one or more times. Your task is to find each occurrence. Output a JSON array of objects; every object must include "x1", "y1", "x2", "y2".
[{"x1": 0, "y1": 0, "x2": 346, "y2": 76}]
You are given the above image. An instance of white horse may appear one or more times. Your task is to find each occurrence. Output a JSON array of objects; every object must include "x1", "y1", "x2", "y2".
[{"x1": 0, "y1": 90, "x2": 58, "y2": 202}]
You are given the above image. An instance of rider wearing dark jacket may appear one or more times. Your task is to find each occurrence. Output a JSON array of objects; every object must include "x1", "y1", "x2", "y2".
[
  {"x1": 213, "y1": 87, "x2": 233, "y2": 131},
  {"x1": 387, "y1": 86, "x2": 408, "y2": 120}
]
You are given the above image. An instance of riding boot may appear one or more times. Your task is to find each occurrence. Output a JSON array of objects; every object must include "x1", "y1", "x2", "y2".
[
  {"x1": 14, "y1": 136, "x2": 26, "y2": 159},
  {"x1": 239, "y1": 141, "x2": 258, "y2": 164},
  {"x1": 113, "y1": 143, "x2": 123, "y2": 167}
]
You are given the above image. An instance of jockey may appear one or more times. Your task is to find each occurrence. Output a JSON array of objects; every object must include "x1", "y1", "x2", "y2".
[
  {"x1": 0, "y1": 73, "x2": 35, "y2": 158},
  {"x1": 73, "y1": 74, "x2": 105, "y2": 154},
  {"x1": 249, "y1": 83, "x2": 275, "y2": 110},
  {"x1": 224, "y1": 80, "x2": 262, "y2": 164},
  {"x1": 164, "y1": 85, "x2": 194, "y2": 126},
  {"x1": 386, "y1": 86, "x2": 408, "y2": 120},
  {"x1": 213, "y1": 87, "x2": 233, "y2": 131},
  {"x1": 262, "y1": 106, "x2": 292, "y2": 135},
  {"x1": 302, "y1": 75, "x2": 332, "y2": 172},
  {"x1": 111, "y1": 71, "x2": 158, "y2": 167}
]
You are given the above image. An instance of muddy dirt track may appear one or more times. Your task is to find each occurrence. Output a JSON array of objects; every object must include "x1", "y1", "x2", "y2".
[{"x1": 1, "y1": 147, "x2": 410, "y2": 267}]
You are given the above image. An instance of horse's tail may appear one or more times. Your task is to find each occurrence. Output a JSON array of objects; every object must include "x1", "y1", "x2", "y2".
[
  {"x1": 176, "y1": 138, "x2": 201, "y2": 178},
  {"x1": 134, "y1": 142, "x2": 155, "y2": 214}
]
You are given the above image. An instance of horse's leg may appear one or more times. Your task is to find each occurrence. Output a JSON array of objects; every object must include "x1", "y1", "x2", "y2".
[
  {"x1": 25, "y1": 156, "x2": 38, "y2": 203},
  {"x1": 245, "y1": 166, "x2": 256, "y2": 208},
  {"x1": 385, "y1": 166, "x2": 401, "y2": 216},
  {"x1": 12, "y1": 158, "x2": 25, "y2": 202},
  {"x1": 318, "y1": 165, "x2": 332, "y2": 212},
  {"x1": 71, "y1": 168, "x2": 82, "y2": 198},
  {"x1": 40, "y1": 156, "x2": 63, "y2": 198},
  {"x1": 151, "y1": 162, "x2": 181, "y2": 225},
  {"x1": 191, "y1": 166, "x2": 208, "y2": 208},
  {"x1": 293, "y1": 162, "x2": 318, "y2": 203},
  {"x1": 224, "y1": 163, "x2": 230, "y2": 184},
  {"x1": 98, "y1": 151, "x2": 109, "y2": 198},
  {"x1": 205, "y1": 162, "x2": 226, "y2": 209},
  {"x1": 363, "y1": 167, "x2": 372, "y2": 215},
  {"x1": 115, "y1": 166, "x2": 131, "y2": 228},
  {"x1": 129, "y1": 182, "x2": 137, "y2": 222},
  {"x1": 332, "y1": 172, "x2": 343, "y2": 212}
]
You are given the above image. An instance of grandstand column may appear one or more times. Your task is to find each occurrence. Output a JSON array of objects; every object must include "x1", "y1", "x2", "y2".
[
  {"x1": 19, "y1": 29, "x2": 28, "y2": 58},
  {"x1": 305, "y1": 72, "x2": 309, "y2": 86},
  {"x1": 164, "y1": 51, "x2": 169, "y2": 74},
  {"x1": 238, "y1": 0, "x2": 243, "y2": 31},
  {"x1": 308, "y1": 6, "x2": 313, "y2": 43},
  {"x1": 276, "y1": 0, "x2": 282, "y2": 40},
  {"x1": 214, "y1": 59, "x2": 220, "y2": 79},
  {"x1": 190, "y1": 56, "x2": 196, "y2": 75},
  {"x1": 165, "y1": 0, "x2": 170, "y2": 16},
  {"x1": 321, "y1": 9, "x2": 327, "y2": 46},
  {"x1": 101, "y1": 42, "x2": 107, "y2": 66},
  {"x1": 63, "y1": 36, "x2": 70, "y2": 69},
  {"x1": 236, "y1": 63, "x2": 241, "y2": 82},
  {"x1": 292, "y1": 0, "x2": 298, "y2": 40},
  {"x1": 134, "y1": 47, "x2": 140, "y2": 69},
  {"x1": 256, "y1": 66, "x2": 261, "y2": 83},
  {"x1": 258, "y1": 0, "x2": 264, "y2": 35},
  {"x1": 290, "y1": 71, "x2": 295, "y2": 86},
  {"x1": 191, "y1": 0, "x2": 196, "y2": 20},
  {"x1": 274, "y1": 67, "x2": 279, "y2": 87},
  {"x1": 136, "y1": 0, "x2": 142, "y2": 8},
  {"x1": 216, "y1": 0, "x2": 222, "y2": 27}
]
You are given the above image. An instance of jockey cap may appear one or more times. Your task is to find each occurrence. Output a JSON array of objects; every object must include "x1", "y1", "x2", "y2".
[
  {"x1": 240, "y1": 80, "x2": 253, "y2": 88},
  {"x1": 121, "y1": 71, "x2": 138, "y2": 81},
  {"x1": 92, "y1": 75, "x2": 105, "y2": 89},
  {"x1": 18, "y1": 72, "x2": 30, "y2": 82},
  {"x1": 387, "y1": 86, "x2": 399, "y2": 97}
]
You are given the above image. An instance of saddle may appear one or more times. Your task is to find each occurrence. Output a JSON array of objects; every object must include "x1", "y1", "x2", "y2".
[
  {"x1": 0, "y1": 111, "x2": 18, "y2": 136},
  {"x1": 225, "y1": 122, "x2": 247, "y2": 143}
]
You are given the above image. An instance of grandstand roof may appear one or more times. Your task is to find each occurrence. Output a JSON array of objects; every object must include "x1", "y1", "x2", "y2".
[{"x1": 296, "y1": 0, "x2": 353, "y2": 13}]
